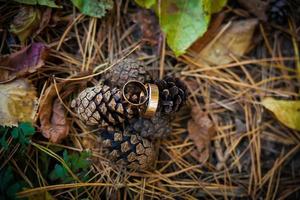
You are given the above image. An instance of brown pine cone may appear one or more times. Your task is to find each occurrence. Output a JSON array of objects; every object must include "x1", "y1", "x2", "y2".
[
  {"x1": 128, "y1": 112, "x2": 172, "y2": 138},
  {"x1": 155, "y1": 76, "x2": 187, "y2": 114},
  {"x1": 98, "y1": 127, "x2": 156, "y2": 170},
  {"x1": 103, "y1": 58, "x2": 152, "y2": 88},
  {"x1": 71, "y1": 84, "x2": 136, "y2": 127}
]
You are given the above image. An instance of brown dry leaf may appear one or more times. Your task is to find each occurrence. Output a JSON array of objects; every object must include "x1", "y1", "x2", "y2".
[
  {"x1": 0, "y1": 78, "x2": 38, "y2": 126},
  {"x1": 237, "y1": 0, "x2": 268, "y2": 21},
  {"x1": 39, "y1": 84, "x2": 69, "y2": 143},
  {"x1": 35, "y1": 8, "x2": 52, "y2": 36},
  {"x1": 10, "y1": 6, "x2": 52, "y2": 43},
  {"x1": 10, "y1": 6, "x2": 41, "y2": 43},
  {"x1": 187, "y1": 106, "x2": 215, "y2": 163},
  {"x1": 195, "y1": 19, "x2": 258, "y2": 65},
  {"x1": 0, "y1": 42, "x2": 49, "y2": 82}
]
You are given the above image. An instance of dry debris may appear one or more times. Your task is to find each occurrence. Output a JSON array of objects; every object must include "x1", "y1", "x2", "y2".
[
  {"x1": 0, "y1": 78, "x2": 37, "y2": 126},
  {"x1": 187, "y1": 106, "x2": 216, "y2": 163},
  {"x1": 39, "y1": 83, "x2": 69, "y2": 143}
]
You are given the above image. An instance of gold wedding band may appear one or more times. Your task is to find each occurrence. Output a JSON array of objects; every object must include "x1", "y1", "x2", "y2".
[
  {"x1": 122, "y1": 80, "x2": 148, "y2": 106},
  {"x1": 142, "y1": 83, "x2": 159, "y2": 118}
]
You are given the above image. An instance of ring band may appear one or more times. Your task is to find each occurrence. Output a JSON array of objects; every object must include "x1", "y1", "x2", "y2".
[
  {"x1": 142, "y1": 83, "x2": 159, "y2": 118},
  {"x1": 122, "y1": 80, "x2": 148, "y2": 106}
]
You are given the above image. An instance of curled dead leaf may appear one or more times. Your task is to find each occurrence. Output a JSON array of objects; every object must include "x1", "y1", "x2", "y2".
[
  {"x1": 187, "y1": 106, "x2": 215, "y2": 163},
  {"x1": 39, "y1": 84, "x2": 69, "y2": 143},
  {"x1": 0, "y1": 78, "x2": 38, "y2": 126},
  {"x1": 10, "y1": 6, "x2": 41, "y2": 43},
  {"x1": 0, "y1": 42, "x2": 49, "y2": 82},
  {"x1": 10, "y1": 6, "x2": 52, "y2": 43},
  {"x1": 35, "y1": 8, "x2": 52, "y2": 36},
  {"x1": 195, "y1": 19, "x2": 258, "y2": 65}
]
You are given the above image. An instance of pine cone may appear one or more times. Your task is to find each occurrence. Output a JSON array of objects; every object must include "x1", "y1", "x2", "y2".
[
  {"x1": 71, "y1": 84, "x2": 136, "y2": 127},
  {"x1": 99, "y1": 127, "x2": 156, "y2": 170},
  {"x1": 128, "y1": 112, "x2": 172, "y2": 138},
  {"x1": 268, "y1": 0, "x2": 289, "y2": 25},
  {"x1": 103, "y1": 58, "x2": 152, "y2": 88},
  {"x1": 155, "y1": 76, "x2": 187, "y2": 114}
]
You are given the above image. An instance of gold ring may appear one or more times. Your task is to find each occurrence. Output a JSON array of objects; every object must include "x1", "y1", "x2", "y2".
[
  {"x1": 122, "y1": 80, "x2": 148, "y2": 106},
  {"x1": 142, "y1": 83, "x2": 159, "y2": 118}
]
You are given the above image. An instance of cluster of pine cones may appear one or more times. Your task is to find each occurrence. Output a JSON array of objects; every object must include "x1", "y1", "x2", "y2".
[{"x1": 71, "y1": 58, "x2": 187, "y2": 170}]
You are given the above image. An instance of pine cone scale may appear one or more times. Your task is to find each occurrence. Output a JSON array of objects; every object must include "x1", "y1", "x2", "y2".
[
  {"x1": 72, "y1": 84, "x2": 136, "y2": 127},
  {"x1": 155, "y1": 76, "x2": 187, "y2": 114},
  {"x1": 104, "y1": 58, "x2": 152, "y2": 88},
  {"x1": 98, "y1": 128, "x2": 155, "y2": 170}
]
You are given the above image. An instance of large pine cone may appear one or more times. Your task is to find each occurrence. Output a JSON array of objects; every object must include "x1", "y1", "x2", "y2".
[
  {"x1": 99, "y1": 127, "x2": 156, "y2": 170},
  {"x1": 128, "y1": 112, "x2": 172, "y2": 138},
  {"x1": 71, "y1": 84, "x2": 136, "y2": 127},
  {"x1": 268, "y1": 0, "x2": 289, "y2": 25},
  {"x1": 103, "y1": 58, "x2": 152, "y2": 88},
  {"x1": 155, "y1": 76, "x2": 187, "y2": 114}
]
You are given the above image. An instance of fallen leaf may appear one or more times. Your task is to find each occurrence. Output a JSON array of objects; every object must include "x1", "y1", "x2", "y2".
[
  {"x1": 187, "y1": 106, "x2": 215, "y2": 163},
  {"x1": 211, "y1": 0, "x2": 228, "y2": 13},
  {"x1": 70, "y1": 0, "x2": 113, "y2": 18},
  {"x1": 262, "y1": 97, "x2": 300, "y2": 131},
  {"x1": 196, "y1": 19, "x2": 258, "y2": 65},
  {"x1": 10, "y1": 6, "x2": 41, "y2": 43},
  {"x1": 13, "y1": 0, "x2": 61, "y2": 8},
  {"x1": 0, "y1": 78, "x2": 38, "y2": 127},
  {"x1": 135, "y1": 0, "x2": 156, "y2": 9},
  {"x1": 237, "y1": 0, "x2": 268, "y2": 21},
  {"x1": 190, "y1": 12, "x2": 225, "y2": 53},
  {"x1": 159, "y1": 0, "x2": 211, "y2": 56},
  {"x1": 131, "y1": 9, "x2": 161, "y2": 46},
  {"x1": 35, "y1": 8, "x2": 52, "y2": 37},
  {"x1": 0, "y1": 42, "x2": 49, "y2": 82},
  {"x1": 39, "y1": 84, "x2": 69, "y2": 143}
]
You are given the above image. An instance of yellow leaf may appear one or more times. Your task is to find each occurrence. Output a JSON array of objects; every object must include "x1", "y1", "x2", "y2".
[
  {"x1": 195, "y1": 19, "x2": 258, "y2": 65},
  {"x1": 0, "y1": 79, "x2": 38, "y2": 126},
  {"x1": 262, "y1": 97, "x2": 300, "y2": 131},
  {"x1": 211, "y1": 0, "x2": 227, "y2": 13}
]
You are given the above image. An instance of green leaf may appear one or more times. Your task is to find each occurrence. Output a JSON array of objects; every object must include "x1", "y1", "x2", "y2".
[
  {"x1": 49, "y1": 150, "x2": 91, "y2": 183},
  {"x1": 211, "y1": 0, "x2": 227, "y2": 13},
  {"x1": 77, "y1": 151, "x2": 91, "y2": 169},
  {"x1": 71, "y1": 0, "x2": 113, "y2": 18},
  {"x1": 7, "y1": 183, "x2": 23, "y2": 199},
  {"x1": 11, "y1": 128, "x2": 19, "y2": 139},
  {"x1": 135, "y1": 0, "x2": 156, "y2": 8},
  {"x1": 0, "y1": 166, "x2": 26, "y2": 199},
  {"x1": 62, "y1": 150, "x2": 69, "y2": 161},
  {"x1": 159, "y1": 0, "x2": 211, "y2": 56},
  {"x1": 262, "y1": 98, "x2": 300, "y2": 131},
  {"x1": 1, "y1": 167, "x2": 14, "y2": 191},
  {"x1": 0, "y1": 137, "x2": 8, "y2": 150},
  {"x1": 13, "y1": 0, "x2": 61, "y2": 8},
  {"x1": 0, "y1": 128, "x2": 9, "y2": 150},
  {"x1": 19, "y1": 122, "x2": 35, "y2": 136},
  {"x1": 49, "y1": 164, "x2": 67, "y2": 180}
]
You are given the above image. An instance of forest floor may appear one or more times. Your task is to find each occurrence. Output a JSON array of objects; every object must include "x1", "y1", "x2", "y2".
[{"x1": 0, "y1": 0, "x2": 300, "y2": 199}]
